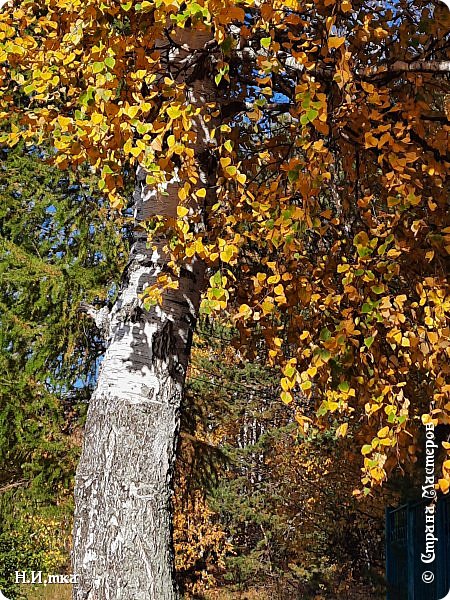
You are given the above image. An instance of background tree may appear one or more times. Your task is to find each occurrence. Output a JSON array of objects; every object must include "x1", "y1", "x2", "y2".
[
  {"x1": 183, "y1": 319, "x2": 395, "y2": 599},
  {"x1": 0, "y1": 141, "x2": 128, "y2": 598}
]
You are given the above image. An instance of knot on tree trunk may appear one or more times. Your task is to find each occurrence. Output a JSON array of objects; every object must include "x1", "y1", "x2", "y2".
[{"x1": 78, "y1": 301, "x2": 111, "y2": 340}]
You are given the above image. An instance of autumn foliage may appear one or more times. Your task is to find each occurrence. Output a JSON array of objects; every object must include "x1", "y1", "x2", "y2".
[{"x1": 0, "y1": 0, "x2": 449, "y2": 495}]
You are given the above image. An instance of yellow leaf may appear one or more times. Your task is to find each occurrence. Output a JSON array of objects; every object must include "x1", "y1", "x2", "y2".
[
  {"x1": 123, "y1": 138, "x2": 133, "y2": 155},
  {"x1": 370, "y1": 467, "x2": 385, "y2": 482},
  {"x1": 63, "y1": 52, "x2": 76, "y2": 65},
  {"x1": 295, "y1": 413, "x2": 311, "y2": 434},
  {"x1": 281, "y1": 390, "x2": 293, "y2": 404},
  {"x1": 337, "y1": 263, "x2": 349, "y2": 272},
  {"x1": 361, "y1": 81, "x2": 375, "y2": 93},
  {"x1": 239, "y1": 303, "x2": 251, "y2": 315},
  {"x1": 336, "y1": 423, "x2": 348, "y2": 437},
  {"x1": 328, "y1": 36, "x2": 345, "y2": 49},
  {"x1": 262, "y1": 300, "x2": 274, "y2": 315},
  {"x1": 281, "y1": 377, "x2": 293, "y2": 392},
  {"x1": 438, "y1": 479, "x2": 450, "y2": 494},
  {"x1": 130, "y1": 146, "x2": 141, "y2": 158},
  {"x1": 91, "y1": 112, "x2": 103, "y2": 125},
  {"x1": 125, "y1": 105, "x2": 139, "y2": 119},
  {"x1": 196, "y1": 188, "x2": 206, "y2": 198},
  {"x1": 365, "y1": 132, "x2": 378, "y2": 148},
  {"x1": 378, "y1": 426, "x2": 389, "y2": 438},
  {"x1": 380, "y1": 438, "x2": 392, "y2": 446},
  {"x1": 220, "y1": 245, "x2": 237, "y2": 263},
  {"x1": 177, "y1": 206, "x2": 189, "y2": 217},
  {"x1": 274, "y1": 284, "x2": 284, "y2": 295},
  {"x1": 167, "y1": 105, "x2": 182, "y2": 119},
  {"x1": 392, "y1": 330, "x2": 402, "y2": 344},
  {"x1": 422, "y1": 414, "x2": 437, "y2": 425}
]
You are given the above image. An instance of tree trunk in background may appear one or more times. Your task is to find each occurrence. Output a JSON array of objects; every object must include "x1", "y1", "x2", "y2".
[{"x1": 72, "y1": 29, "x2": 215, "y2": 600}]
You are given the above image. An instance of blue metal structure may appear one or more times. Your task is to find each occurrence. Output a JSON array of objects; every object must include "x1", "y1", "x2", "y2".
[{"x1": 386, "y1": 496, "x2": 450, "y2": 599}]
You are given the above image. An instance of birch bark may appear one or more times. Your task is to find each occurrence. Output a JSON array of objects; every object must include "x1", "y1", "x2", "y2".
[{"x1": 72, "y1": 29, "x2": 216, "y2": 600}]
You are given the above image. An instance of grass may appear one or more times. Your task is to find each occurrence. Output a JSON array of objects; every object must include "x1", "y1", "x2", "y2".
[
  {"x1": 204, "y1": 589, "x2": 271, "y2": 599},
  {"x1": 23, "y1": 585, "x2": 271, "y2": 600},
  {"x1": 22, "y1": 584, "x2": 72, "y2": 600}
]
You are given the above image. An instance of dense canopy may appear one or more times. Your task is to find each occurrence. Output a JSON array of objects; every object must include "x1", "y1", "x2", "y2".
[{"x1": 0, "y1": 0, "x2": 449, "y2": 494}]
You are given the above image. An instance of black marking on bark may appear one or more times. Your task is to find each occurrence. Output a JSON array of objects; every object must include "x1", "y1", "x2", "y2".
[
  {"x1": 179, "y1": 266, "x2": 198, "y2": 282},
  {"x1": 152, "y1": 320, "x2": 175, "y2": 365}
]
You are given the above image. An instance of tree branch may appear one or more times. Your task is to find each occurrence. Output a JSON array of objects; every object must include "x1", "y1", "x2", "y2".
[
  {"x1": 0, "y1": 479, "x2": 28, "y2": 494},
  {"x1": 364, "y1": 60, "x2": 450, "y2": 78}
]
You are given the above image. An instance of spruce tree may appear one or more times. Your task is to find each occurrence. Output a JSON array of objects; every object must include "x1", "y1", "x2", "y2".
[{"x1": 0, "y1": 142, "x2": 128, "y2": 598}]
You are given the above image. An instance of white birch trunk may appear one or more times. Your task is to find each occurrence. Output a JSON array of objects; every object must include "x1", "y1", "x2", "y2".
[{"x1": 72, "y1": 29, "x2": 215, "y2": 600}]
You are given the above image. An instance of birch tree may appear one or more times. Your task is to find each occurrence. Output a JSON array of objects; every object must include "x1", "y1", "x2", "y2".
[{"x1": 71, "y1": 29, "x2": 220, "y2": 598}]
